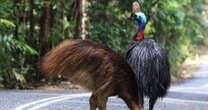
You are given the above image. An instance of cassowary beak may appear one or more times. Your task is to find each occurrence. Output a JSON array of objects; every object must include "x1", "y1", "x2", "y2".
[
  {"x1": 127, "y1": 15, "x2": 132, "y2": 20},
  {"x1": 127, "y1": 13, "x2": 137, "y2": 20}
]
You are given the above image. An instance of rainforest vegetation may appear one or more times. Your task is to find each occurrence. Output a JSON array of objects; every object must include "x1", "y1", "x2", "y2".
[{"x1": 0, "y1": 0, "x2": 207, "y2": 88}]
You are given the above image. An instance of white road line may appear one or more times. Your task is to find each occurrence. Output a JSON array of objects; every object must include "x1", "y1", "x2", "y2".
[
  {"x1": 28, "y1": 93, "x2": 91, "y2": 110},
  {"x1": 12, "y1": 92, "x2": 73, "y2": 96},
  {"x1": 14, "y1": 93, "x2": 91, "y2": 110},
  {"x1": 14, "y1": 95, "x2": 68, "y2": 110}
]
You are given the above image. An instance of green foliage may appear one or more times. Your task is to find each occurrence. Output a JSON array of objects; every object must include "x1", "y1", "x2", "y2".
[
  {"x1": 145, "y1": 0, "x2": 208, "y2": 75},
  {"x1": 0, "y1": 16, "x2": 38, "y2": 88},
  {"x1": 0, "y1": 0, "x2": 207, "y2": 88},
  {"x1": 88, "y1": 0, "x2": 136, "y2": 53}
]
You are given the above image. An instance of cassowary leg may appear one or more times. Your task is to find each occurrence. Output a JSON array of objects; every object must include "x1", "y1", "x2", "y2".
[
  {"x1": 149, "y1": 98, "x2": 157, "y2": 110},
  {"x1": 140, "y1": 92, "x2": 144, "y2": 108},
  {"x1": 97, "y1": 96, "x2": 108, "y2": 110},
  {"x1": 90, "y1": 82, "x2": 114, "y2": 110},
  {"x1": 89, "y1": 94, "x2": 97, "y2": 110},
  {"x1": 138, "y1": 88, "x2": 144, "y2": 108},
  {"x1": 90, "y1": 92, "x2": 108, "y2": 110}
]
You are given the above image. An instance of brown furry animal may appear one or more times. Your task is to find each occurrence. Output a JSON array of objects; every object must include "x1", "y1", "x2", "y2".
[{"x1": 41, "y1": 40, "x2": 144, "y2": 110}]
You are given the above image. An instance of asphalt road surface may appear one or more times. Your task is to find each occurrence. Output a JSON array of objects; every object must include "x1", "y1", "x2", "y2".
[{"x1": 1, "y1": 62, "x2": 208, "y2": 110}]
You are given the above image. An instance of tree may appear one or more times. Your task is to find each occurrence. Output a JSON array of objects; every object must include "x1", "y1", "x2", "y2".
[
  {"x1": 81, "y1": 0, "x2": 88, "y2": 40},
  {"x1": 73, "y1": 0, "x2": 81, "y2": 39}
]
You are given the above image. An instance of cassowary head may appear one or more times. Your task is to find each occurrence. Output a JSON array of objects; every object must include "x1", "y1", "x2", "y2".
[
  {"x1": 129, "y1": 1, "x2": 147, "y2": 24},
  {"x1": 131, "y1": 12, "x2": 147, "y2": 24},
  {"x1": 129, "y1": 1, "x2": 147, "y2": 40}
]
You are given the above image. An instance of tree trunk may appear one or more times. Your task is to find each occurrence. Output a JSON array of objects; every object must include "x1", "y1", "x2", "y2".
[
  {"x1": 21, "y1": 0, "x2": 27, "y2": 74},
  {"x1": 38, "y1": 3, "x2": 55, "y2": 79},
  {"x1": 29, "y1": 0, "x2": 34, "y2": 46},
  {"x1": 39, "y1": 4, "x2": 53, "y2": 56},
  {"x1": 23, "y1": 0, "x2": 26, "y2": 38},
  {"x1": 13, "y1": 0, "x2": 19, "y2": 39},
  {"x1": 61, "y1": 0, "x2": 65, "y2": 40},
  {"x1": 81, "y1": 0, "x2": 88, "y2": 40},
  {"x1": 73, "y1": 0, "x2": 88, "y2": 39},
  {"x1": 67, "y1": 0, "x2": 76, "y2": 21},
  {"x1": 25, "y1": 0, "x2": 35, "y2": 72},
  {"x1": 73, "y1": 0, "x2": 81, "y2": 39}
]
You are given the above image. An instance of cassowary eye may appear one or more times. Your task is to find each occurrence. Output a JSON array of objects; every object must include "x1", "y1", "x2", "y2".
[
  {"x1": 138, "y1": 16, "x2": 141, "y2": 20},
  {"x1": 135, "y1": 15, "x2": 141, "y2": 22}
]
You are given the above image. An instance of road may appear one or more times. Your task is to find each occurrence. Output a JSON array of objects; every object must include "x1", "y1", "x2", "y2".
[{"x1": 1, "y1": 62, "x2": 208, "y2": 110}]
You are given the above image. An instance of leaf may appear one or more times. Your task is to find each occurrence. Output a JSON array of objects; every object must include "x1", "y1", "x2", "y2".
[{"x1": 0, "y1": 18, "x2": 15, "y2": 28}]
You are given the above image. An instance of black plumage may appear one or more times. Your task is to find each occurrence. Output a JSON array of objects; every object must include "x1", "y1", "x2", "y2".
[{"x1": 125, "y1": 38, "x2": 170, "y2": 99}]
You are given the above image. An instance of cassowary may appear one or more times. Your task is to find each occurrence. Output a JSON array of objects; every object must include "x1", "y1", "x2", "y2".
[
  {"x1": 41, "y1": 40, "x2": 144, "y2": 110},
  {"x1": 125, "y1": 2, "x2": 171, "y2": 110}
]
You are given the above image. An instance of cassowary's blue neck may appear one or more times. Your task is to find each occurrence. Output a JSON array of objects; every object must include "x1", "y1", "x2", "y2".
[
  {"x1": 133, "y1": 12, "x2": 147, "y2": 41},
  {"x1": 135, "y1": 22, "x2": 146, "y2": 41}
]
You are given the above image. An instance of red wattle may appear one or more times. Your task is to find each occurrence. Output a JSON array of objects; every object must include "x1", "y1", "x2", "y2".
[{"x1": 136, "y1": 29, "x2": 144, "y2": 40}]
